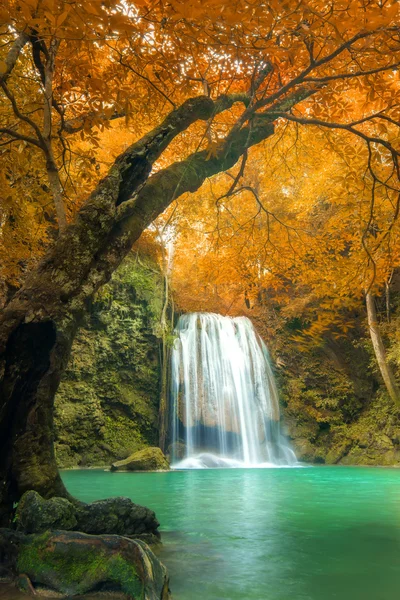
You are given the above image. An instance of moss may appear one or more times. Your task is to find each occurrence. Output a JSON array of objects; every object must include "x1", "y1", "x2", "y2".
[
  {"x1": 274, "y1": 306, "x2": 400, "y2": 465},
  {"x1": 102, "y1": 414, "x2": 148, "y2": 459},
  {"x1": 55, "y1": 251, "x2": 164, "y2": 468},
  {"x1": 16, "y1": 491, "x2": 77, "y2": 533},
  {"x1": 17, "y1": 532, "x2": 143, "y2": 597},
  {"x1": 111, "y1": 447, "x2": 169, "y2": 471}
]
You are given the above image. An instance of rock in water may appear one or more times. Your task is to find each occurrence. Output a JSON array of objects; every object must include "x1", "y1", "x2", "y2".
[
  {"x1": 75, "y1": 497, "x2": 160, "y2": 536},
  {"x1": 15, "y1": 491, "x2": 160, "y2": 536},
  {"x1": 111, "y1": 447, "x2": 169, "y2": 471},
  {"x1": 1, "y1": 529, "x2": 170, "y2": 599}
]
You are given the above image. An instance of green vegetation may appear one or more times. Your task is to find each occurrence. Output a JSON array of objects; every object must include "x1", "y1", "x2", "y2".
[
  {"x1": 276, "y1": 293, "x2": 400, "y2": 464},
  {"x1": 55, "y1": 251, "x2": 164, "y2": 468},
  {"x1": 17, "y1": 531, "x2": 143, "y2": 597}
]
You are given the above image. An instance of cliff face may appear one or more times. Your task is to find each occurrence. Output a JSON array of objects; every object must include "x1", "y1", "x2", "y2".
[
  {"x1": 54, "y1": 252, "x2": 164, "y2": 468},
  {"x1": 55, "y1": 255, "x2": 400, "y2": 467},
  {"x1": 276, "y1": 301, "x2": 400, "y2": 465}
]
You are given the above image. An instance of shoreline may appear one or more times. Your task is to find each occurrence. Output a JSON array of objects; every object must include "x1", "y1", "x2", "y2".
[{"x1": 59, "y1": 462, "x2": 400, "y2": 471}]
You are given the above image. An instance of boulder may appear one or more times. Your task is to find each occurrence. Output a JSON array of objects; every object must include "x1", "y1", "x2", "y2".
[
  {"x1": 111, "y1": 447, "x2": 169, "y2": 472},
  {"x1": 75, "y1": 497, "x2": 160, "y2": 536},
  {"x1": 15, "y1": 491, "x2": 160, "y2": 537},
  {"x1": 15, "y1": 491, "x2": 77, "y2": 534},
  {"x1": 0, "y1": 528, "x2": 170, "y2": 599}
]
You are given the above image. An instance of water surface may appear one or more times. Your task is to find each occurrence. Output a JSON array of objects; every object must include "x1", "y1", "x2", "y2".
[{"x1": 62, "y1": 467, "x2": 400, "y2": 600}]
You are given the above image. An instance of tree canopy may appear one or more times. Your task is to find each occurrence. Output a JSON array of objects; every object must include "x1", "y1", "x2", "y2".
[{"x1": 1, "y1": 0, "x2": 400, "y2": 289}]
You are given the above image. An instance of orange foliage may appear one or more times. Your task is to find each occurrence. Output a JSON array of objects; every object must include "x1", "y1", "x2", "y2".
[
  {"x1": 1, "y1": 0, "x2": 400, "y2": 306},
  {"x1": 167, "y1": 122, "x2": 400, "y2": 342}
]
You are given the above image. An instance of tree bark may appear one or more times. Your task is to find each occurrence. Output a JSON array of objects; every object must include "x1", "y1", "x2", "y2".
[
  {"x1": 0, "y1": 93, "x2": 277, "y2": 524},
  {"x1": 365, "y1": 291, "x2": 400, "y2": 405}
]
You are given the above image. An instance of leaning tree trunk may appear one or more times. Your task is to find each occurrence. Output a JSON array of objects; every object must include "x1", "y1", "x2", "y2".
[
  {"x1": 0, "y1": 93, "x2": 278, "y2": 525},
  {"x1": 365, "y1": 291, "x2": 400, "y2": 406}
]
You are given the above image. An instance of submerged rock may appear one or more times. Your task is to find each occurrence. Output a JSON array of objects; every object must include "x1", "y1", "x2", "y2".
[
  {"x1": 15, "y1": 491, "x2": 159, "y2": 537},
  {"x1": 111, "y1": 447, "x2": 169, "y2": 472},
  {"x1": 0, "y1": 528, "x2": 170, "y2": 599}
]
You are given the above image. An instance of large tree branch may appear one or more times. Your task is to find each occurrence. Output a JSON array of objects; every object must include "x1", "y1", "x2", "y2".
[
  {"x1": 0, "y1": 127, "x2": 43, "y2": 148},
  {"x1": 62, "y1": 92, "x2": 249, "y2": 135},
  {"x1": 83, "y1": 117, "x2": 276, "y2": 295},
  {"x1": 109, "y1": 93, "x2": 249, "y2": 205},
  {"x1": 120, "y1": 116, "x2": 275, "y2": 226},
  {"x1": 8, "y1": 94, "x2": 244, "y2": 305},
  {"x1": 0, "y1": 32, "x2": 29, "y2": 83},
  {"x1": 42, "y1": 39, "x2": 67, "y2": 230}
]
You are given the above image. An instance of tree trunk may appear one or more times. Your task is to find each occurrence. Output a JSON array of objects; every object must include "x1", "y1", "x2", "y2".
[
  {"x1": 365, "y1": 291, "x2": 400, "y2": 405},
  {"x1": 0, "y1": 94, "x2": 276, "y2": 525}
]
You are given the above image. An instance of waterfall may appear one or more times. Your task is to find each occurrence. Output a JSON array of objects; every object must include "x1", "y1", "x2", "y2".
[{"x1": 170, "y1": 313, "x2": 297, "y2": 469}]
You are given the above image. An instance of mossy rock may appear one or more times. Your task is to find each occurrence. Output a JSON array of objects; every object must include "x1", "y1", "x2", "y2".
[
  {"x1": 292, "y1": 438, "x2": 316, "y2": 462},
  {"x1": 111, "y1": 447, "x2": 169, "y2": 472},
  {"x1": 325, "y1": 440, "x2": 353, "y2": 464},
  {"x1": 75, "y1": 497, "x2": 160, "y2": 536},
  {"x1": 15, "y1": 491, "x2": 77, "y2": 534},
  {"x1": 15, "y1": 491, "x2": 160, "y2": 537},
  {"x1": 8, "y1": 529, "x2": 171, "y2": 598}
]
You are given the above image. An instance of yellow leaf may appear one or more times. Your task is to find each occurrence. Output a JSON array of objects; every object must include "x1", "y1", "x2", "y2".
[
  {"x1": 56, "y1": 10, "x2": 70, "y2": 27},
  {"x1": 0, "y1": 60, "x2": 7, "y2": 75},
  {"x1": 45, "y1": 11, "x2": 56, "y2": 25}
]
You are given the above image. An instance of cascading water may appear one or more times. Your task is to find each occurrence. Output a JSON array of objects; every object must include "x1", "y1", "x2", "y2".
[{"x1": 170, "y1": 313, "x2": 297, "y2": 469}]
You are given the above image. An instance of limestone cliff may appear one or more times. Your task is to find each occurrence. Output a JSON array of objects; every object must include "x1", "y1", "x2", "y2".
[
  {"x1": 275, "y1": 293, "x2": 400, "y2": 465},
  {"x1": 54, "y1": 251, "x2": 164, "y2": 468}
]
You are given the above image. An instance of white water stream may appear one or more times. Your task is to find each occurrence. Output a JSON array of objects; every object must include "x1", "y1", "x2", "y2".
[{"x1": 170, "y1": 313, "x2": 296, "y2": 468}]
